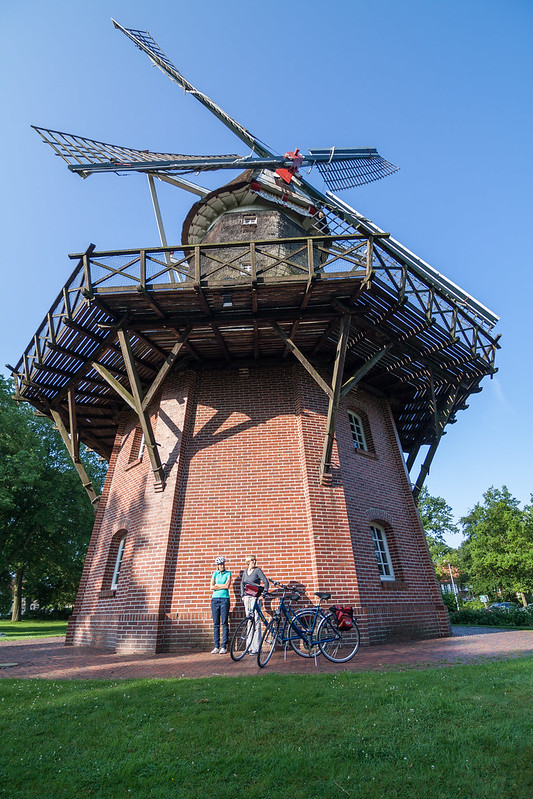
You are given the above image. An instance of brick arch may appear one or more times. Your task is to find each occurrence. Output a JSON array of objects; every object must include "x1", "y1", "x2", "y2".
[{"x1": 364, "y1": 508, "x2": 394, "y2": 526}]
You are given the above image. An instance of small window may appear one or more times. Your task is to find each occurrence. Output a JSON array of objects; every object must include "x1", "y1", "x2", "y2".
[
  {"x1": 348, "y1": 411, "x2": 368, "y2": 451},
  {"x1": 111, "y1": 536, "x2": 126, "y2": 590},
  {"x1": 129, "y1": 426, "x2": 145, "y2": 463},
  {"x1": 242, "y1": 213, "x2": 257, "y2": 226},
  {"x1": 371, "y1": 524, "x2": 395, "y2": 581}
]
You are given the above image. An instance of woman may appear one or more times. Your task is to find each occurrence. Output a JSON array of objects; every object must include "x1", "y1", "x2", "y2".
[
  {"x1": 240, "y1": 555, "x2": 269, "y2": 654},
  {"x1": 210, "y1": 556, "x2": 232, "y2": 654}
]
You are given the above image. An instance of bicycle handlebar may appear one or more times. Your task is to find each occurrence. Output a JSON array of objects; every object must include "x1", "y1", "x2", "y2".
[{"x1": 271, "y1": 580, "x2": 300, "y2": 601}]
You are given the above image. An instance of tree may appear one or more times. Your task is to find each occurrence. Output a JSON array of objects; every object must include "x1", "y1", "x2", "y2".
[
  {"x1": 0, "y1": 376, "x2": 106, "y2": 620},
  {"x1": 417, "y1": 486, "x2": 458, "y2": 576},
  {"x1": 460, "y1": 486, "x2": 533, "y2": 605}
]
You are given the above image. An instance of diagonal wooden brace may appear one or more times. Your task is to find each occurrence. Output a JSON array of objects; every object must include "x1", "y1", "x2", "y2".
[
  {"x1": 319, "y1": 314, "x2": 351, "y2": 483},
  {"x1": 50, "y1": 406, "x2": 100, "y2": 511},
  {"x1": 412, "y1": 385, "x2": 459, "y2": 502},
  {"x1": 142, "y1": 324, "x2": 193, "y2": 410},
  {"x1": 116, "y1": 329, "x2": 166, "y2": 489},
  {"x1": 340, "y1": 342, "x2": 394, "y2": 399},
  {"x1": 270, "y1": 321, "x2": 332, "y2": 399}
]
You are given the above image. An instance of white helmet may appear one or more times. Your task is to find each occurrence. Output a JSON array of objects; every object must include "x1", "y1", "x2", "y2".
[{"x1": 215, "y1": 556, "x2": 226, "y2": 565}]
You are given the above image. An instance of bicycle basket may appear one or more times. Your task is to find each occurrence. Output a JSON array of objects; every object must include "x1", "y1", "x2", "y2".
[
  {"x1": 330, "y1": 605, "x2": 354, "y2": 630},
  {"x1": 244, "y1": 583, "x2": 264, "y2": 597}
]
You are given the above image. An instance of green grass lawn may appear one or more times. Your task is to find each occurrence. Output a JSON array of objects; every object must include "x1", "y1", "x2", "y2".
[
  {"x1": 0, "y1": 620, "x2": 67, "y2": 640},
  {"x1": 0, "y1": 658, "x2": 531, "y2": 799}
]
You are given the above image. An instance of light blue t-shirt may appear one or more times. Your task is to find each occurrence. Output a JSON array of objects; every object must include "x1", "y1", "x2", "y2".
[{"x1": 212, "y1": 570, "x2": 231, "y2": 599}]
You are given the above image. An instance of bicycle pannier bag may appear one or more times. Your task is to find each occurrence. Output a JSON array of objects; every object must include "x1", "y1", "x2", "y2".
[
  {"x1": 244, "y1": 583, "x2": 263, "y2": 597},
  {"x1": 331, "y1": 605, "x2": 354, "y2": 630}
]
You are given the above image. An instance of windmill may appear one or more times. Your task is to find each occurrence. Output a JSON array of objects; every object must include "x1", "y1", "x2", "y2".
[{"x1": 12, "y1": 20, "x2": 499, "y2": 653}]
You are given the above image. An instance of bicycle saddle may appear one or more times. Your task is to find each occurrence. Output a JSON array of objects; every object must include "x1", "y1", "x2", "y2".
[{"x1": 315, "y1": 592, "x2": 332, "y2": 600}]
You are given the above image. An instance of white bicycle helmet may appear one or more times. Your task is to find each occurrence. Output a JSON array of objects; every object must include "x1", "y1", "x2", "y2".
[{"x1": 215, "y1": 556, "x2": 226, "y2": 565}]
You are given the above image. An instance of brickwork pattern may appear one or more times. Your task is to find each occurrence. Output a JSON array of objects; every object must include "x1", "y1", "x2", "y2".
[{"x1": 67, "y1": 363, "x2": 449, "y2": 654}]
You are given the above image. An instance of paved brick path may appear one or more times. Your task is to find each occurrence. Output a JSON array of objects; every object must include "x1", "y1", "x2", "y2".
[{"x1": 1, "y1": 627, "x2": 531, "y2": 680}]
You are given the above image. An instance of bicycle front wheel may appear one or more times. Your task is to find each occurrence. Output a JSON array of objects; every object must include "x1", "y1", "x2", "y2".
[
  {"x1": 317, "y1": 613, "x2": 360, "y2": 663},
  {"x1": 230, "y1": 616, "x2": 255, "y2": 662},
  {"x1": 257, "y1": 617, "x2": 280, "y2": 668},
  {"x1": 289, "y1": 609, "x2": 322, "y2": 658}
]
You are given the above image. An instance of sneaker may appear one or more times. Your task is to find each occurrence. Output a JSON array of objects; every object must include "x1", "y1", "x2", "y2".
[
  {"x1": 211, "y1": 647, "x2": 219, "y2": 654},
  {"x1": 219, "y1": 648, "x2": 227, "y2": 654}
]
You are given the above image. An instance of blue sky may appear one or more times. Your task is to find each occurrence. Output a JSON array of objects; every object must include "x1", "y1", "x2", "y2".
[{"x1": 1, "y1": 0, "x2": 531, "y2": 544}]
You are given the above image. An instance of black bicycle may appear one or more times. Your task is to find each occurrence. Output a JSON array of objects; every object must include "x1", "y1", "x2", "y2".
[
  {"x1": 257, "y1": 582, "x2": 360, "y2": 667},
  {"x1": 230, "y1": 585, "x2": 272, "y2": 661}
]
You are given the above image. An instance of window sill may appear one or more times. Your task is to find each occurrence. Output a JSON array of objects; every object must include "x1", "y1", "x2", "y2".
[
  {"x1": 98, "y1": 589, "x2": 117, "y2": 599},
  {"x1": 125, "y1": 457, "x2": 143, "y2": 472},
  {"x1": 380, "y1": 580, "x2": 408, "y2": 591},
  {"x1": 353, "y1": 448, "x2": 378, "y2": 460}
]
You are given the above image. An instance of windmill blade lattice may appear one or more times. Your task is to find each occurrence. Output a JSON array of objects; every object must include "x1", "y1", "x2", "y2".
[
  {"x1": 309, "y1": 148, "x2": 399, "y2": 191},
  {"x1": 31, "y1": 126, "x2": 243, "y2": 178},
  {"x1": 111, "y1": 19, "x2": 271, "y2": 158}
]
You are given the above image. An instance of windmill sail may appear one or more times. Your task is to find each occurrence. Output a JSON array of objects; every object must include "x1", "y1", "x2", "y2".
[
  {"x1": 111, "y1": 19, "x2": 272, "y2": 158},
  {"x1": 309, "y1": 148, "x2": 399, "y2": 191},
  {"x1": 31, "y1": 126, "x2": 243, "y2": 178}
]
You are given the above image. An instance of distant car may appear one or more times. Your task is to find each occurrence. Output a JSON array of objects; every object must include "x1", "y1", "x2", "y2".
[{"x1": 488, "y1": 602, "x2": 516, "y2": 611}]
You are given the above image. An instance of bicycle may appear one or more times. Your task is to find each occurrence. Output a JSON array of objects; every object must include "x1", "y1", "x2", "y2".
[
  {"x1": 257, "y1": 581, "x2": 360, "y2": 668},
  {"x1": 230, "y1": 585, "x2": 271, "y2": 661}
]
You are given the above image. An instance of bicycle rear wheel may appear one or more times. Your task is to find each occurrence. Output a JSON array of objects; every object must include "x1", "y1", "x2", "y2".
[
  {"x1": 289, "y1": 609, "x2": 321, "y2": 658},
  {"x1": 317, "y1": 613, "x2": 360, "y2": 663},
  {"x1": 257, "y1": 617, "x2": 280, "y2": 668},
  {"x1": 230, "y1": 616, "x2": 255, "y2": 661}
]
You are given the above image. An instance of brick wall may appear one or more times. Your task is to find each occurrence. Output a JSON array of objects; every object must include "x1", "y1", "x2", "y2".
[{"x1": 67, "y1": 363, "x2": 450, "y2": 653}]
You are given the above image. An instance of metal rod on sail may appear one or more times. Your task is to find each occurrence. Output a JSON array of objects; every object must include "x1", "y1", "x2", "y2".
[
  {"x1": 147, "y1": 175, "x2": 178, "y2": 283},
  {"x1": 112, "y1": 19, "x2": 274, "y2": 159}
]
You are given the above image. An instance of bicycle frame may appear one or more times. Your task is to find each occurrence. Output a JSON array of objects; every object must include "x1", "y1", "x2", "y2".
[{"x1": 270, "y1": 588, "x2": 326, "y2": 650}]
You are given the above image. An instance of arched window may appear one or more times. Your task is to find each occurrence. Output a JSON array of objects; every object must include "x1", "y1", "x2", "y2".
[
  {"x1": 129, "y1": 425, "x2": 145, "y2": 463},
  {"x1": 348, "y1": 411, "x2": 368, "y2": 450},
  {"x1": 370, "y1": 524, "x2": 395, "y2": 581},
  {"x1": 110, "y1": 534, "x2": 127, "y2": 590}
]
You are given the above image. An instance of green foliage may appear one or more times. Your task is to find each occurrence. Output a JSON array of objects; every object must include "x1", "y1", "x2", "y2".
[
  {"x1": 440, "y1": 591, "x2": 461, "y2": 613},
  {"x1": 450, "y1": 607, "x2": 533, "y2": 627},
  {"x1": 0, "y1": 661, "x2": 531, "y2": 798},
  {"x1": 460, "y1": 487, "x2": 533, "y2": 599},
  {"x1": 0, "y1": 376, "x2": 107, "y2": 617},
  {"x1": 417, "y1": 487, "x2": 459, "y2": 579}
]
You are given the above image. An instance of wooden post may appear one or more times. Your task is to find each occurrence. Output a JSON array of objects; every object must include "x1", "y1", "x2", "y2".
[
  {"x1": 412, "y1": 386, "x2": 459, "y2": 501},
  {"x1": 319, "y1": 314, "x2": 351, "y2": 482},
  {"x1": 50, "y1": 408, "x2": 100, "y2": 510},
  {"x1": 116, "y1": 329, "x2": 166, "y2": 488}
]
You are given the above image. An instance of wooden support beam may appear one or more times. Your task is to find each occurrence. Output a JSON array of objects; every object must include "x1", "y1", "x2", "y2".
[
  {"x1": 428, "y1": 369, "x2": 439, "y2": 439},
  {"x1": 210, "y1": 321, "x2": 232, "y2": 363},
  {"x1": 91, "y1": 362, "x2": 137, "y2": 412},
  {"x1": 271, "y1": 321, "x2": 332, "y2": 399},
  {"x1": 412, "y1": 386, "x2": 459, "y2": 501},
  {"x1": 49, "y1": 408, "x2": 99, "y2": 510},
  {"x1": 137, "y1": 286, "x2": 166, "y2": 319},
  {"x1": 67, "y1": 388, "x2": 79, "y2": 462},
  {"x1": 319, "y1": 314, "x2": 352, "y2": 483},
  {"x1": 117, "y1": 329, "x2": 166, "y2": 489},
  {"x1": 340, "y1": 342, "x2": 394, "y2": 399},
  {"x1": 142, "y1": 325, "x2": 192, "y2": 410},
  {"x1": 405, "y1": 444, "x2": 420, "y2": 473},
  {"x1": 253, "y1": 320, "x2": 259, "y2": 360}
]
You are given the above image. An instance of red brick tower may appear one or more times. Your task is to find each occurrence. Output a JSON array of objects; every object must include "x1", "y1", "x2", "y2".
[{"x1": 12, "y1": 22, "x2": 499, "y2": 653}]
